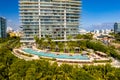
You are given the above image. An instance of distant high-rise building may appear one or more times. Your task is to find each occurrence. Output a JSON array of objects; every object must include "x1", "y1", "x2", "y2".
[
  {"x1": 114, "y1": 23, "x2": 120, "y2": 34},
  {"x1": 19, "y1": 0, "x2": 81, "y2": 42},
  {"x1": 0, "y1": 17, "x2": 7, "y2": 38}
]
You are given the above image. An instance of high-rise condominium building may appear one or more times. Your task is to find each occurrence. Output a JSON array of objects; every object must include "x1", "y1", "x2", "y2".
[
  {"x1": 0, "y1": 17, "x2": 7, "y2": 38},
  {"x1": 114, "y1": 23, "x2": 120, "y2": 34},
  {"x1": 19, "y1": 0, "x2": 81, "y2": 42}
]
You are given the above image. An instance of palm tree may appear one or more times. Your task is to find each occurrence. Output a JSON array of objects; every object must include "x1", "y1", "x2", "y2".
[{"x1": 58, "y1": 42, "x2": 64, "y2": 52}]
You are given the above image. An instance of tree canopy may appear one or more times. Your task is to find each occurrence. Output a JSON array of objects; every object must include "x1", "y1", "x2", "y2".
[{"x1": 0, "y1": 38, "x2": 120, "y2": 80}]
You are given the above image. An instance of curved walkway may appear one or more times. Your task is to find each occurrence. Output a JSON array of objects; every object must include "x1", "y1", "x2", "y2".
[{"x1": 111, "y1": 58, "x2": 120, "y2": 68}]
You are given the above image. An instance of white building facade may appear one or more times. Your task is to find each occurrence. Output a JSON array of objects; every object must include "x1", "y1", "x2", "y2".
[{"x1": 19, "y1": 0, "x2": 81, "y2": 42}]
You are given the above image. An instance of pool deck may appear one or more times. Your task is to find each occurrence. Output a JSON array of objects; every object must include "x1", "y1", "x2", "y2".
[
  {"x1": 13, "y1": 47, "x2": 92, "y2": 63},
  {"x1": 13, "y1": 47, "x2": 112, "y2": 65}
]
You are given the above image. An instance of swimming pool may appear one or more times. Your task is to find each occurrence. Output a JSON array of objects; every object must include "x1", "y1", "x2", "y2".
[{"x1": 22, "y1": 48, "x2": 90, "y2": 60}]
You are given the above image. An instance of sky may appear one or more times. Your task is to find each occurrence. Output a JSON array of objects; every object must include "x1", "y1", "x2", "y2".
[{"x1": 0, "y1": 0, "x2": 120, "y2": 30}]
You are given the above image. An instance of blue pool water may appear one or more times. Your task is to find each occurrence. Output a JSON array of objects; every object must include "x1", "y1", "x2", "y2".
[{"x1": 22, "y1": 48, "x2": 89, "y2": 60}]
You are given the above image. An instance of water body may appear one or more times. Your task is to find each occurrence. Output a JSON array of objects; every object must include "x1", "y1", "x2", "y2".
[{"x1": 22, "y1": 48, "x2": 89, "y2": 60}]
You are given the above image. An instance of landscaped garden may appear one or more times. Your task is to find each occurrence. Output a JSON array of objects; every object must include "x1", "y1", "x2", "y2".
[
  {"x1": 33, "y1": 34, "x2": 119, "y2": 61},
  {"x1": 1, "y1": 36, "x2": 120, "y2": 80}
]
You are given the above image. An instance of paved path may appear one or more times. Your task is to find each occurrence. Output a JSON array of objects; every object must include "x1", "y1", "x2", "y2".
[{"x1": 111, "y1": 58, "x2": 120, "y2": 68}]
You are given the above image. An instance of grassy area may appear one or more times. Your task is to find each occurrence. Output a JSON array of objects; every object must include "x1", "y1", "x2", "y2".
[
  {"x1": 94, "y1": 59, "x2": 112, "y2": 63},
  {"x1": 39, "y1": 57, "x2": 56, "y2": 61}
]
